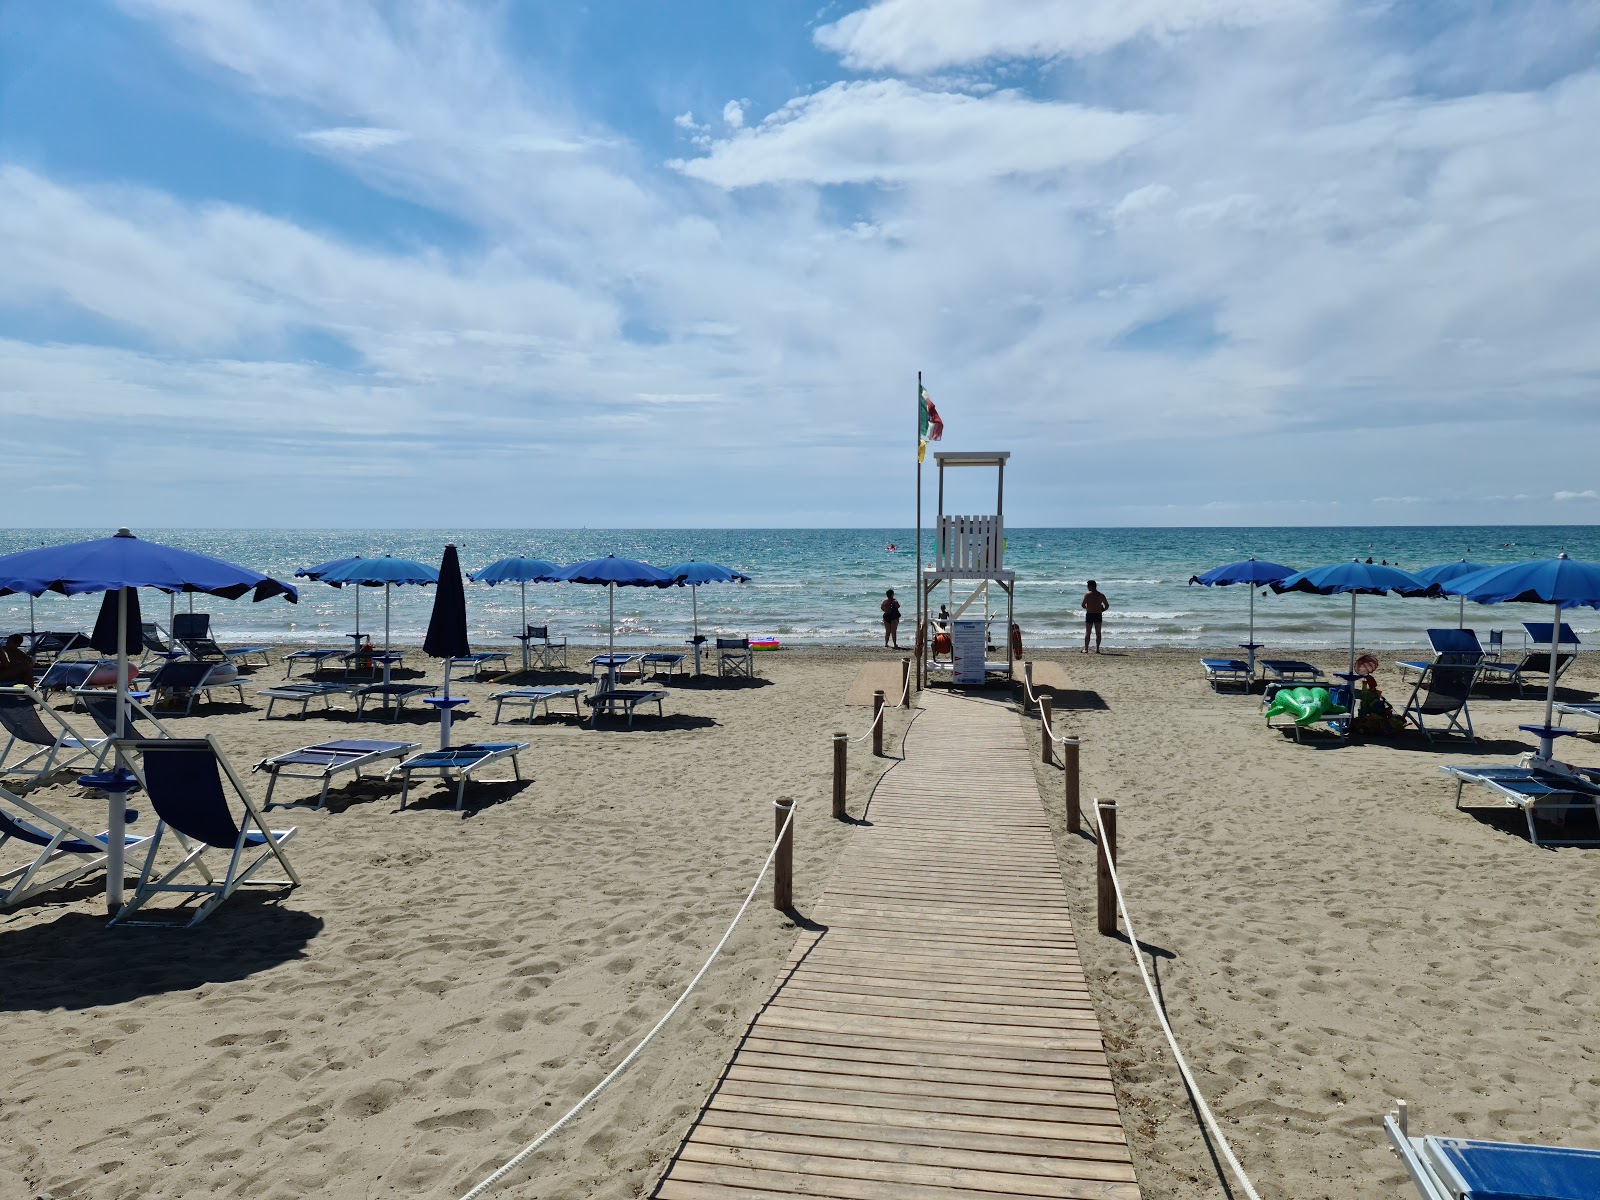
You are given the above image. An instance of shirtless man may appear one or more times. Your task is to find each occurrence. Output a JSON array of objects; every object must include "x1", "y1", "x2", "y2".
[
  {"x1": 0, "y1": 634, "x2": 35, "y2": 685},
  {"x1": 1081, "y1": 581, "x2": 1109, "y2": 654}
]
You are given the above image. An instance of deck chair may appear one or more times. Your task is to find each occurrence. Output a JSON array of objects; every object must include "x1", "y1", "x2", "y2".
[
  {"x1": 1478, "y1": 622, "x2": 1581, "y2": 695},
  {"x1": 74, "y1": 689, "x2": 172, "y2": 764},
  {"x1": 172, "y1": 612, "x2": 270, "y2": 669},
  {"x1": 1441, "y1": 763, "x2": 1600, "y2": 847},
  {"x1": 255, "y1": 738, "x2": 419, "y2": 810},
  {"x1": 1385, "y1": 1100, "x2": 1600, "y2": 1199},
  {"x1": 1, "y1": 785, "x2": 152, "y2": 907},
  {"x1": 717, "y1": 637, "x2": 754, "y2": 678},
  {"x1": 1400, "y1": 658, "x2": 1480, "y2": 741},
  {"x1": 147, "y1": 660, "x2": 246, "y2": 716},
  {"x1": 110, "y1": 736, "x2": 300, "y2": 927},
  {"x1": 138, "y1": 621, "x2": 186, "y2": 671},
  {"x1": 1396, "y1": 629, "x2": 1484, "y2": 683},
  {"x1": 1200, "y1": 658, "x2": 1252, "y2": 692},
  {"x1": 517, "y1": 625, "x2": 568, "y2": 670},
  {"x1": 391, "y1": 742, "x2": 526, "y2": 810},
  {"x1": 0, "y1": 686, "x2": 105, "y2": 778}
]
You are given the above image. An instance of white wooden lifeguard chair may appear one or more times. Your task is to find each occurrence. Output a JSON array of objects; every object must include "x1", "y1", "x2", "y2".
[{"x1": 921, "y1": 451, "x2": 1015, "y2": 686}]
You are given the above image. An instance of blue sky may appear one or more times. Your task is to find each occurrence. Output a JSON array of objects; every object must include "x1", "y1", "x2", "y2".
[{"x1": 2, "y1": 0, "x2": 1598, "y2": 527}]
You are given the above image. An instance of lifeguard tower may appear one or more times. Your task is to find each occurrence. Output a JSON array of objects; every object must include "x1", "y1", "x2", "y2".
[{"x1": 921, "y1": 451, "x2": 1015, "y2": 687}]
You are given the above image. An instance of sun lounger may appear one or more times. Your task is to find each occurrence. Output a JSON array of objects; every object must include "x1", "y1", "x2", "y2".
[
  {"x1": 717, "y1": 637, "x2": 755, "y2": 678},
  {"x1": 171, "y1": 612, "x2": 271, "y2": 669},
  {"x1": 282, "y1": 648, "x2": 346, "y2": 678},
  {"x1": 353, "y1": 683, "x2": 437, "y2": 720},
  {"x1": 35, "y1": 656, "x2": 104, "y2": 695},
  {"x1": 1259, "y1": 659, "x2": 1325, "y2": 684},
  {"x1": 1396, "y1": 629, "x2": 1485, "y2": 683},
  {"x1": 138, "y1": 621, "x2": 185, "y2": 671},
  {"x1": 516, "y1": 625, "x2": 568, "y2": 670},
  {"x1": 1441, "y1": 763, "x2": 1600, "y2": 847},
  {"x1": 447, "y1": 651, "x2": 510, "y2": 679},
  {"x1": 490, "y1": 686, "x2": 584, "y2": 724},
  {"x1": 1400, "y1": 659, "x2": 1480, "y2": 741},
  {"x1": 1385, "y1": 1100, "x2": 1600, "y2": 1200},
  {"x1": 587, "y1": 687, "x2": 667, "y2": 728},
  {"x1": 24, "y1": 631, "x2": 87, "y2": 663},
  {"x1": 256, "y1": 681, "x2": 357, "y2": 720},
  {"x1": 1555, "y1": 702, "x2": 1600, "y2": 731},
  {"x1": 110, "y1": 736, "x2": 299, "y2": 927},
  {"x1": 641, "y1": 652, "x2": 685, "y2": 680},
  {"x1": 1477, "y1": 622, "x2": 1581, "y2": 695},
  {"x1": 588, "y1": 653, "x2": 641, "y2": 681},
  {"x1": 391, "y1": 742, "x2": 526, "y2": 810},
  {"x1": 147, "y1": 660, "x2": 246, "y2": 716},
  {"x1": 255, "y1": 738, "x2": 420, "y2": 810},
  {"x1": 0, "y1": 686, "x2": 105, "y2": 778},
  {"x1": 1200, "y1": 658, "x2": 1251, "y2": 692},
  {"x1": 1, "y1": 785, "x2": 152, "y2": 907}
]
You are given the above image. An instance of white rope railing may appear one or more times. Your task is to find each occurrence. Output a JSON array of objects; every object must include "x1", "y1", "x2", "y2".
[
  {"x1": 457, "y1": 802, "x2": 798, "y2": 1200},
  {"x1": 848, "y1": 667, "x2": 912, "y2": 743},
  {"x1": 1092, "y1": 802, "x2": 1264, "y2": 1200},
  {"x1": 1018, "y1": 666, "x2": 1065, "y2": 761}
]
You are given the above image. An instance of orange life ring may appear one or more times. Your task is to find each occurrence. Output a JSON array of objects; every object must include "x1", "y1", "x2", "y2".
[
  {"x1": 1010, "y1": 623, "x2": 1023, "y2": 660},
  {"x1": 933, "y1": 631, "x2": 952, "y2": 657}
]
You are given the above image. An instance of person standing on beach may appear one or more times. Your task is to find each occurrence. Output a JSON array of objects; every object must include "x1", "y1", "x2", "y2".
[
  {"x1": 880, "y1": 589, "x2": 902, "y2": 649},
  {"x1": 1081, "y1": 581, "x2": 1109, "y2": 654}
]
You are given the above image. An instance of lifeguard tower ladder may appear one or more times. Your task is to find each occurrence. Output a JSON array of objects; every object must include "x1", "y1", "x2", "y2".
[{"x1": 921, "y1": 451, "x2": 1015, "y2": 686}]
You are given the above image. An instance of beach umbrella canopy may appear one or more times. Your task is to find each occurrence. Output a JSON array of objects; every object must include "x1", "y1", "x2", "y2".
[
  {"x1": 0, "y1": 528, "x2": 297, "y2": 915},
  {"x1": 1273, "y1": 560, "x2": 1434, "y2": 680},
  {"x1": 314, "y1": 555, "x2": 437, "y2": 659},
  {"x1": 471, "y1": 557, "x2": 564, "y2": 668},
  {"x1": 661, "y1": 560, "x2": 751, "y2": 676},
  {"x1": 424, "y1": 545, "x2": 471, "y2": 747},
  {"x1": 1411, "y1": 560, "x2": 1491, "y2": 629},
  {"x1": 559, "y1": 556, "x2": 682, "y2": 676},
  {"x1": 1187, "y1": 558, "x2": 1296, "y2": 677},
  {"x1": 296, "y1": 555, "x2": 368, "y2": 638},
  {"x1": 1441, "y1": 554, "x2": 1600, "y2": 761}
]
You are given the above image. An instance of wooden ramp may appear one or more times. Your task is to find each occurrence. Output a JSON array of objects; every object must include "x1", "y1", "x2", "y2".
[{"x1": 655, "y1": 690, "x2": 1140, "y2": 1200}]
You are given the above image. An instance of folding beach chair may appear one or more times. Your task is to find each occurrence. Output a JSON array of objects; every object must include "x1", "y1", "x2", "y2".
[
  {"x1": 74, "y1": 689, "x2": 173, "y2": 764},
  {"x1": 1200, "y1": 658, "x2": 1251, "y2": 692},
  {"x1": 1259, "y1": 659, "x2": 1325, "y2": 684},
  {"x1": 1, "y1": 785, "x2": 152, "y2": 907},
  {"x1": 255, "y1": 738, "x2": 419, "y2": 810},
  {"x1": 1441, "y1": 763, "x2": 1600, "y2": 847},
  {"x1": 172, "y1": 612, "x2": 271, "y2": 670},
  {"x1": 0, "y1": 686, "x2": 105, "y2": 778},
  {"x1": 490, "y1": 686, "x2": 584, "y2": 724},
  {"x1": 147, "y1": 660, "x2": 246, "y2": 716},
  {"x1": 255, "y1": 681, "x2": 356, "y2": 719},
  {"x1": 717, "y1": 637, "x2": 754, "y2": 678},
  {"x1": 1478, "y1": 622, "x2": 1581, "y2": 695},
  {"x1": 1396, "y1": 629, "x2": 1484, "y2": 684},
  {"x1": 281, "y1": 648, "x2": 346, "y2": 678},
  {"x1": 1385, "y1": 1099, "x2": 1600, "y2": 1200},
  {"x1": 111, "y1": 736, "x2": 300, "y2": 928},
  {"x1": 517, "y1": 625, "x2": 568, "y2": 671},
  {"x1": 1400, "y1": 659, "x2": 1480, "y2": 741},
  {"x1": 391, "y1": 742, "x2": 526, "y2": 810},
  {"x1": 138, "y1": 621, "x2": 185, "y2": 671},
  {"x1": 446, "y1": 651, "x2": 511, "y2": 680}
]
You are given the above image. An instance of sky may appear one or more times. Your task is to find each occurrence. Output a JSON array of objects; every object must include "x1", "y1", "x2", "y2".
[{"x1": 1, "y1": 0, "x2": 1598, "y2": 528}]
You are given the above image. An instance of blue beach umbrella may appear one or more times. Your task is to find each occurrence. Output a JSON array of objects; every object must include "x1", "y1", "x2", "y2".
[
  {"x1": 661, "y1": 560, "x2": 752, "y2": 676},
  {"x1": 1410, "y1": 560, "x2": 1491, "y2": 629},
  {"x1": 1187, "y1": 557, "x2": 1296, "y2": 677},
  {"x1": 560, "y1": 556, "x2": 682, "y2": 682},
  {"x1": 1442, "y1": 554, "x2": 1600, "y2": 761},
  {"x1": 314, "y1": 555, "x2": 438, "y2": 661},
  {"x1": 423, "y1": 545, "x2": 471, "y2": 747},
  {"x1": 0, "y1": 527, "x2": 297, "y2": 914},
  {"x1": 470, "y1": 556, "x2": 565, "y2": 671},
  {"x1": 1273, "y1": 560, "x2": 1434, "y2": 680},
  {"x1": 296, "y1": 555, "x2": 367, "y2": 641}
]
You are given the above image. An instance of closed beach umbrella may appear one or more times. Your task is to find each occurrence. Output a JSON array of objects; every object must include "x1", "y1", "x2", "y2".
[
  {"x1": 661, "y1": 560, "x2": 752, "y2": 676},
  {"x1": 470, "y1": 556, "x2": 564, "y2": 671},
  {"x1": 424, "y1": 545, "x2": 471, "y2": 748},
  {"x1": 1410, "y1": 560, "x2": 1490, "y2": 629},
  {"x1": 0, "y1": 528, "x2": 297, "y2": 914},
  {"x1": 1442, "y1": 554, "x2": 1600, "y2": 761},
  {"x1": 560, "y1": 556, "x2": 682, "y2": 685},
  {"x1": 89, "y1": 585, "x2": 142, "y2": 660},
  {"x1": 1187, "y1": 557, "x2": 1296, "y2": 678},
  {"x1": 1272, "y1": 560, "x2": 1433, "y2": 681},
  {"x1": 296, "y1": 554, "x2": 367, "y2": 642}
]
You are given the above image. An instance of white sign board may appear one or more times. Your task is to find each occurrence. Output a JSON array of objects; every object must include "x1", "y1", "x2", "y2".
[{"x1": 951, "y1": 619, "x2": 987, "y2": 686}]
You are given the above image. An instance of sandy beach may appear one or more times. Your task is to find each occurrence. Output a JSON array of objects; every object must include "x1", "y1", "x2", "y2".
[{"x1": 5, "y1": 643, "x2": 1600, "y2": 1199}]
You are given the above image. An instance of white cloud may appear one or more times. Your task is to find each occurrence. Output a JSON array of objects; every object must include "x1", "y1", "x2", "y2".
[
  {"x1": 298, "y1": 126, "x2": 410, "y2": 150},
  {"x1": 815, "y1": 0, "x2": 1318, "y2": 72},
  {"x1": 673, "y1": 81, "x2": 1151, "y2": 187},
  {"x1": 721, "y1": 99, "x2": 746, "y2": 129},
  {"x1": 1556, "y1": 490, "x2": 1600, "y2": 502}
]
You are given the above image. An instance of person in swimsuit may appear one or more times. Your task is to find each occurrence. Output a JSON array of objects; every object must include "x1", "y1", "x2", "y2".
[
  {"x1": 1081, "y1": 581, "x2": 1109, "y2": 654},
  {"x1": 880, "y1": 589, "x2": 902, "y2": 649},
  {"x1": 0, "y1": 634, "x2": 35, "y2": 685}
]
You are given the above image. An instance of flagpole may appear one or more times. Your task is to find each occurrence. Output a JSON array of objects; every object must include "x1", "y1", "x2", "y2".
[{"x1": 915, "y1": 371, "x2": 923, "y2": 692}]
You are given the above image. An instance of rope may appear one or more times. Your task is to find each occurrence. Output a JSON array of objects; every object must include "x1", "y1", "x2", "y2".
[
  {"x1": 1092, "y1": 802, "x2": 1263, "y2": 1200},
  {"x1": 1017, "y1": 665, "x2": 1068, "y2": 763},
  {"x1": 457, "y1": 802, "x2": 798, "y2": 1200}
]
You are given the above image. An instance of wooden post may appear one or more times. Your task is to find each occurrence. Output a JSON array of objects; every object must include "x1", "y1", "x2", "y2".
[
  {"x1": 900, "y1": 656, "x2": 911, "y2": 707},
  {"x1": 773, "y1": 797, "x2": 794, "y2": 911},
  {"x1": 1039, "y1": 694, "x2": 1053, "y2": 765},
  {"x1": 872, "y1": 690, "x2": 885, "y2": 758},
  {"x1": 1095, "y1": 801, "x2": 1118, "y2": 937},
  {"x1": 832, "y1": 732, "x2": 847, "y2": 821},
  {"x1": 1023, "y1": 660, "x2": 1034, "y2": 711},
  {"x1": 1063, "y1": 737, "x2": 1081, "y2": 833}
]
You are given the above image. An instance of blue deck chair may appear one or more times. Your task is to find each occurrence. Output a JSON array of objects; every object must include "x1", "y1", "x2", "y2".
[
  {"x1": 0, "y1": 686, "x2": 104, "y2": 778},
  {"x1": 1386, "y1": 1101, "x2": 1600, "y2": 1199},
  {"x1": 1441, "y1": 764, "x2": 1600, "y2": 847},
  {"x1": 1, "y1": 785, "x2": 151, "y2": 907},
  {"x1": 1400, "y1": 659, "x2": 1480, "y2": 742},
  {"x1": 717, "y1": 637, "x2": 755, "y2": 678},
  {"x1": 172, "y1": 612, "x2": 271, "y2": 670},
  {"x1": 138, "y1": 621, "x2": 186, "y2": 672},
  {"x1": 147, "y1": 660, "x2": 246, "y2": 716},
  {"x1": 1200, "y1": 658, "x2": 1252, "y2": 692},
  {"x1": 111, "y1": 736, "x2": 299, "y2": 927},
  {"x1": 74, "y1": 689, "x2": 172, "y2": 765},
  {"x1": 586, "y1": 687, "x2": 668, "y2": 728},
  {"x1": 1555, "y1": 702, "x2": 1600, "y2": 731},
  {"x1": 392, "y1": 742, "x2": 526, "y2": 810},
  {"x1": 24, "y1": 631, "x2": 87, "y2": 663}
]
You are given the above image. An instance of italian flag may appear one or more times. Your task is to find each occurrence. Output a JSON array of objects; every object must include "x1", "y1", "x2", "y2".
[{"x1": 918, "y1": 381, "x2": 943, "y2": 462}]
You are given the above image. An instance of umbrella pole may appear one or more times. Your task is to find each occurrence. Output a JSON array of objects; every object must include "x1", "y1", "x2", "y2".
[
  {"x1": 692, "y1": 585, "x2": 701, "y2": 676},
  {"x1": 441, "y1": 661, "x2": 454, "y2": 749},
  {"x1": 108, "y1": 585, "x2": 130, "y2": 915},
  {"x1": 382, "y1": 583, "x2": 393, "y2": 707},
  {"x1": 28, "y1": 595, "x2": 34, "y2": 635},
  {"x1": 168, "y1": 591, "x2": 174, "y2": 639},
  {"x1": 520, "y1": 580, "x2": 528, "y2": 672},
  {"x1": 355, "y1": 586, "x2": 361, "y2": 641},
  {"x1": 1540, "y1": 601, "x2": 1562, "y2": 761},
  {"x1": 1459, "y1": 594, "x2": 1465, "y2": 630},
  {"x1": 1349, "y1": 593, "x2": 1357, "y2": 679},
  {"x1": 1247, "y1": 585, "x2": 1256, "y2": 680},
  {"x1": 608, "y1": 583, "x2": 616, "y2": 690}
]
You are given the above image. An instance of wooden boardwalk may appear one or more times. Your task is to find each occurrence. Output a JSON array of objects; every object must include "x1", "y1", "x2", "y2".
[{"x1": 655, "y1": 690, "x2": 1141, "y2": 1200}]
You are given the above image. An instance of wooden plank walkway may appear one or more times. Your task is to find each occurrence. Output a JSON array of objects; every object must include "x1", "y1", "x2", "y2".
[{"x1": 655, "y1": 690, "x2": 1141, "y2": 1200}]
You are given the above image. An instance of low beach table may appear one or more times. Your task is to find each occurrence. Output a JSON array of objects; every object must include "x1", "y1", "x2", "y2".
[
  {"x1": 282, "y1": 648, "x2": 346, "y2": 679},
  {"x1": 256, "y1": 681, "x2": 356, "y2": 720},
  {"x1": 353, "y1": 683, "x2": 437, "y2": 721},
  {"x1": 640, "y1": 652, "x2": 685, "y2": 680},
  {"x1": 258, "y1": 738, "x2": 420, "y2": 810},
  {"x1": 587, "y1": 653, "x2": 642, "y2": 682},
  {"x1": 447, "y1": 651, "x2": 510, "y2": 679},
  {"x1": 392, "y1": 742, "x2": 526, "y2": 810},
  {"x1": 587, "y1": 687, "x2": 667, "y2": 728},
  {"x1": 1441, "y1": 762, "x2": 1600, "y2": 847},
  {"x1": 490, "y1": 686, "x2": 583, "y2": 724}
]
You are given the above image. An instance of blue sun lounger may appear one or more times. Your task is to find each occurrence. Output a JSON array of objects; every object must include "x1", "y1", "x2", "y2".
[
  {"x1": 1200, "y1": 658, "x2": 1252, "y2": 692},
  {"x1": 446, "y1": 652, "x2": 511, "y2": 679},
  {"x1": 1259, "y1": 659, "x2": 1325, "y2": 684},
  {"x1": 588, "y1": 653, "x2": 642, "y2": 681},
  {"x1": 391, "y1": 742, "x2": 526, "y2": 810},
  {"x1": 256, "y1": 681, "x2": 357, "y2": 719},
  {"x1": 171, "y1": 613, "x2": 271, "y2": 670},
  {"x1": 587, "y1": 688, "x2": 668, "y2": 728},
  {"x1": 490, "y1": 686, "x2": 584, "y2": 724},
  {"x1": 353, "y1": 683, "x2": 437, "y2": 720},
  {"x1": 641, "y1": 652, "x2": 686, "y2": 680},
  {"x1": 147, "y1": 660, "x2": 247, "y2": 716},
  {"x1": 1441, "y1": 763, "x2": 1600, "y2": 847},
  {"x1": 2, "y1": 785, "x2": 152, "y2": 907},
  {"x1": 1477, "y1": 622, "x2": 1582, "y2": 695},
  {"x1": 255, "y1": 738, "x2": 420, "y2": 810},
  {"x1": 1555, "y1": 702, "x2": 1600, "y2": 731},
  {"x1": 1386, "y1": 1101, "x2": 1600, "y2": 1199},
  {"x1": 282, "y1": 648, "x2": 346, "y2": 678}
]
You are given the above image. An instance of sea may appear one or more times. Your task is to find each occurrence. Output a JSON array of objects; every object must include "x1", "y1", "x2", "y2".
[{"x1": 2, "y1": 527, "x2": 1597, "y2": 652}]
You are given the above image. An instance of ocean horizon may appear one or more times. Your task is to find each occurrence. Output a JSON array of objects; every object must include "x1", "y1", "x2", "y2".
[{"x1": 4, "y1": 525, "x2": 1597, "y2": 651}]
